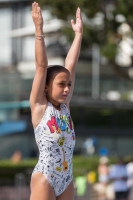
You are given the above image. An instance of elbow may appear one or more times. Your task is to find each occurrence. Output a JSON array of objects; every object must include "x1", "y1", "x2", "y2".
[
  {"x1": 35, "y1": 57, "x2": 48, "y2": 68},
  {"x1": 36, "y1": 62, "x2": 48, "y2": 69},
  {"x1": 38, "y1": 64, "x2": 47, "y2": 68}
]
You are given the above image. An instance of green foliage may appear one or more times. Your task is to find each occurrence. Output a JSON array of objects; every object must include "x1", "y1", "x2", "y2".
[
  {"x1": 37, "y1": 0, "x2": 133, "y2": 78},
  {"x1": 0, "y1": 159, "x2": 36, "y2": 167},
  {"x1": 101, "y1": 43, "x2": 117, "y2": 60},
  {"x1": 114, "y1": 0, "x2": 133, "y2": 31},
  {"x1": 0, "y1": 156, "x2": 132, "y2": 181},
  {"x1": 73, "y1": 156, "x2": 99, "y2": 178},
  {"x1": 0, "y1": 156, "x2": 99, "y2": 180}
]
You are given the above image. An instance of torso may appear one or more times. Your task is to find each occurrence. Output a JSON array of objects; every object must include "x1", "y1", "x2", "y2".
[{"x1": 32, "y1": 102, "x2": 75, "y2": 196}]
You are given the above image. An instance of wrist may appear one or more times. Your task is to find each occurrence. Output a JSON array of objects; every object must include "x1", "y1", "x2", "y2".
[
  {"x1": 35, "y1": 27, "x2": 43, "y2": 34},
  {"x1": 74, "y1": 31, "x2": 83, "y2": 38}
]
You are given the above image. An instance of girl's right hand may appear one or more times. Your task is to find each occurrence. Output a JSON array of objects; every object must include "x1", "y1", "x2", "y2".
[
  {"x1": 32, "y1": 2, "x2": 43, "y2": 29},
  {"x1": 71, "y1": 8, "x2": 83, "y2": 35}
]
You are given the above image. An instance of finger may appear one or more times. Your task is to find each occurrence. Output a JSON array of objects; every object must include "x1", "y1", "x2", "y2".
[
  {"x1": 79, "y1": 8, "x2": 82, "y2": 20},
  {"x1": 32, "y1": 2, "x2": 38, "y2": 13},
  {"x1": 32, "y1": 2, "x2": 36, "y2": 13},
  {"x1": 71, "y1": 19, "x2": 75, "y2": 27},
  {"x1": 76, "y1": 7, "x2": 80, "y2": 17},
  {"x1": 76, "y1": 7, "x2": 82, "y2": 20},
  {"x1": 37, "y1": 6, "x2": 40, "y2": 12},
  {"x1": 37, "y1": 6, "x2": 42, "y2": 16},
  {"x1": 34, "y1": 2, "x2": 38, "y2": 13}
]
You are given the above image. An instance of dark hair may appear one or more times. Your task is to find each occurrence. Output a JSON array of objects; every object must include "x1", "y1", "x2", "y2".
[{"x1": 46, "y1": 65, "x2": 70, "y2": 85}]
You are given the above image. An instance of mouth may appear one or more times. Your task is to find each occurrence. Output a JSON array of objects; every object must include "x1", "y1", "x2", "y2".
[
  {"x1": 62, "y1": 95, "x2": 68, "y2": 99},
  {"x1": 62, "y1": 94, "x2": 68, "y2": 97}
]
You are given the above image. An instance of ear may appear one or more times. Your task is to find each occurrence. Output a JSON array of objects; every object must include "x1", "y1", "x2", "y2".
[{"x1": 45, "y1": 85, "x2": 48, "y2": 92}]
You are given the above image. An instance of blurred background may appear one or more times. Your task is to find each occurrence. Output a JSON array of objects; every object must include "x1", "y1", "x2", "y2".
[{"x1": 0, "y1": 0, "x2": 133, "y2": 199}]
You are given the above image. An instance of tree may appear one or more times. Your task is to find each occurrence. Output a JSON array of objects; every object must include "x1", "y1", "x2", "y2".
[{"x1": 38, "y1": 0, "x2": 133, "y2": 79}]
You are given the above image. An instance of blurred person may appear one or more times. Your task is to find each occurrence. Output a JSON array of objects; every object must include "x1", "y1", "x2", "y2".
[
  {"x1": 109, "y1": 157, "x2": 128, "y2": 200},
  {"x1": 10, "y1": 150, "x2": 22, "y2": 163},
  {"x1": 126, "y1": 158, "x2": 133, "y2": 200},
  {"x1": 75, "y1": 175, "x2": 87, "y2": 196},
  {"x1": 95, "y1": 156, "x2": 109, "y2": 200},
  {"x1": 29, "y1": 2, "x2": 83, "y2": 200},
  {"x1": 98, "y1": 156, "x2": 109, "y2": 185}
]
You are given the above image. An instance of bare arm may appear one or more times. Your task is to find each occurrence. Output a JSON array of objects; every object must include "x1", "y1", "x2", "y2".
[
  {"x1": 30, "y1": 2, "x2": 48, "y2": 112},
  {"x1": 65, "y1": 8, "x2": 83, "y2": 105}
]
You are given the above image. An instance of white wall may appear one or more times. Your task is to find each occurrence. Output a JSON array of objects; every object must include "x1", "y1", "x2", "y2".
[{"x1": 0, "y1": 7, "x2": 12, "y2": 66}]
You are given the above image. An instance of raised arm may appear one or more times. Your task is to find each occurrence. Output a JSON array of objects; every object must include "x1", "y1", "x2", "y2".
[
  {"x1": 30, "y1": 2, "x2": 48, "y2": 112},
  {"x1": 65, "y1": 8, "x2": 83, "y2": 104}
]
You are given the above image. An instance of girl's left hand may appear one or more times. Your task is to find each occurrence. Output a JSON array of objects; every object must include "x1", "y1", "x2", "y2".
[
  {"x1": 32, "y1": 2, "x2": 43, "y2": 29},
  {"x1": 71, "y1": 8, "x2": 83, "y2": 34}
]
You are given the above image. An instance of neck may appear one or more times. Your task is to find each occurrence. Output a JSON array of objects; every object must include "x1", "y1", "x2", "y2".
[
  {"x1": 47, "y1": 98, "x2": 60, "y2": 110},
  {"x1": 50, "y1": 101, "x2": 60, "y2": 110},
  {"x1": 53, "y1": 103, "x2": 60, "y2": 110}
]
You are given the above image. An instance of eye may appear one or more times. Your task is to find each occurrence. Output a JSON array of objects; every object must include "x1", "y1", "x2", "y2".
[
  {"x1": 68, "y1": 83, "x2": 72, "y2": 87},
  {"x1": 58, "y1": 83, "x2": 64, "y2": 86}
]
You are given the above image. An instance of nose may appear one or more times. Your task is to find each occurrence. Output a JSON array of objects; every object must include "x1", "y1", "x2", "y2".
[{"x1": 64, "y1": 86, "x2": 70, "y2": 93}]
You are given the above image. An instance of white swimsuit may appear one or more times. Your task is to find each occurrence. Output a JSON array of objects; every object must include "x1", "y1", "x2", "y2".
[{"x1": 32, "y1": 102, "x2": 75, "y2": 196}]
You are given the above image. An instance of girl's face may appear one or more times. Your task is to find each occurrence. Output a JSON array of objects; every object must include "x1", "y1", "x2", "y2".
[{"x1": 46, "y1": 72, "x2": 71, "y2": 106}]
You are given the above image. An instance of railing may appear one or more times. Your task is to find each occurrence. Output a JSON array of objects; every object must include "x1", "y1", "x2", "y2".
[
  {"x1": 0, "y1": 173, "x2": 99, "y2": 200},
  {"x1": 0, "y1": 174, "x2": 30, "y2": 200}
]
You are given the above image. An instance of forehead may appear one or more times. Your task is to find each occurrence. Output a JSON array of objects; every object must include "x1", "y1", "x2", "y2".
[{"x1": 53, "y1": 71, "x2": 71, "y2": 81}]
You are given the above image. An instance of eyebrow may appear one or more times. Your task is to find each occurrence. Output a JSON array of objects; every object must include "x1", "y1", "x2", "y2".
[{"x1": 58, "y1": 80, "x2": 72, "y2": 83}]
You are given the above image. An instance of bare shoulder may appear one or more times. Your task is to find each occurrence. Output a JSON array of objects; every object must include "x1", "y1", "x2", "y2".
[{"x1": 31, "y1": 100, "x2": 48, "y2": 129}]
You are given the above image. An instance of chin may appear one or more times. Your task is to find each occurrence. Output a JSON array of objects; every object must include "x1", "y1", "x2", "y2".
[{"x1": 59, "y1": 99, "x2": 66, "y2": 103}]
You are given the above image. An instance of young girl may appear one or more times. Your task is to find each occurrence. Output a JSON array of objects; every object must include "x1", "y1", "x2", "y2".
[{"x1": 30, "y1": 2, "x2": 83, "y2": 200}]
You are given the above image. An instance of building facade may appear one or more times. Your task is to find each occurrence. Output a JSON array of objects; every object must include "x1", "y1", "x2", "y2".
[{"x1": 0, "y1": 0, "x2": 133, "y2": 158}]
